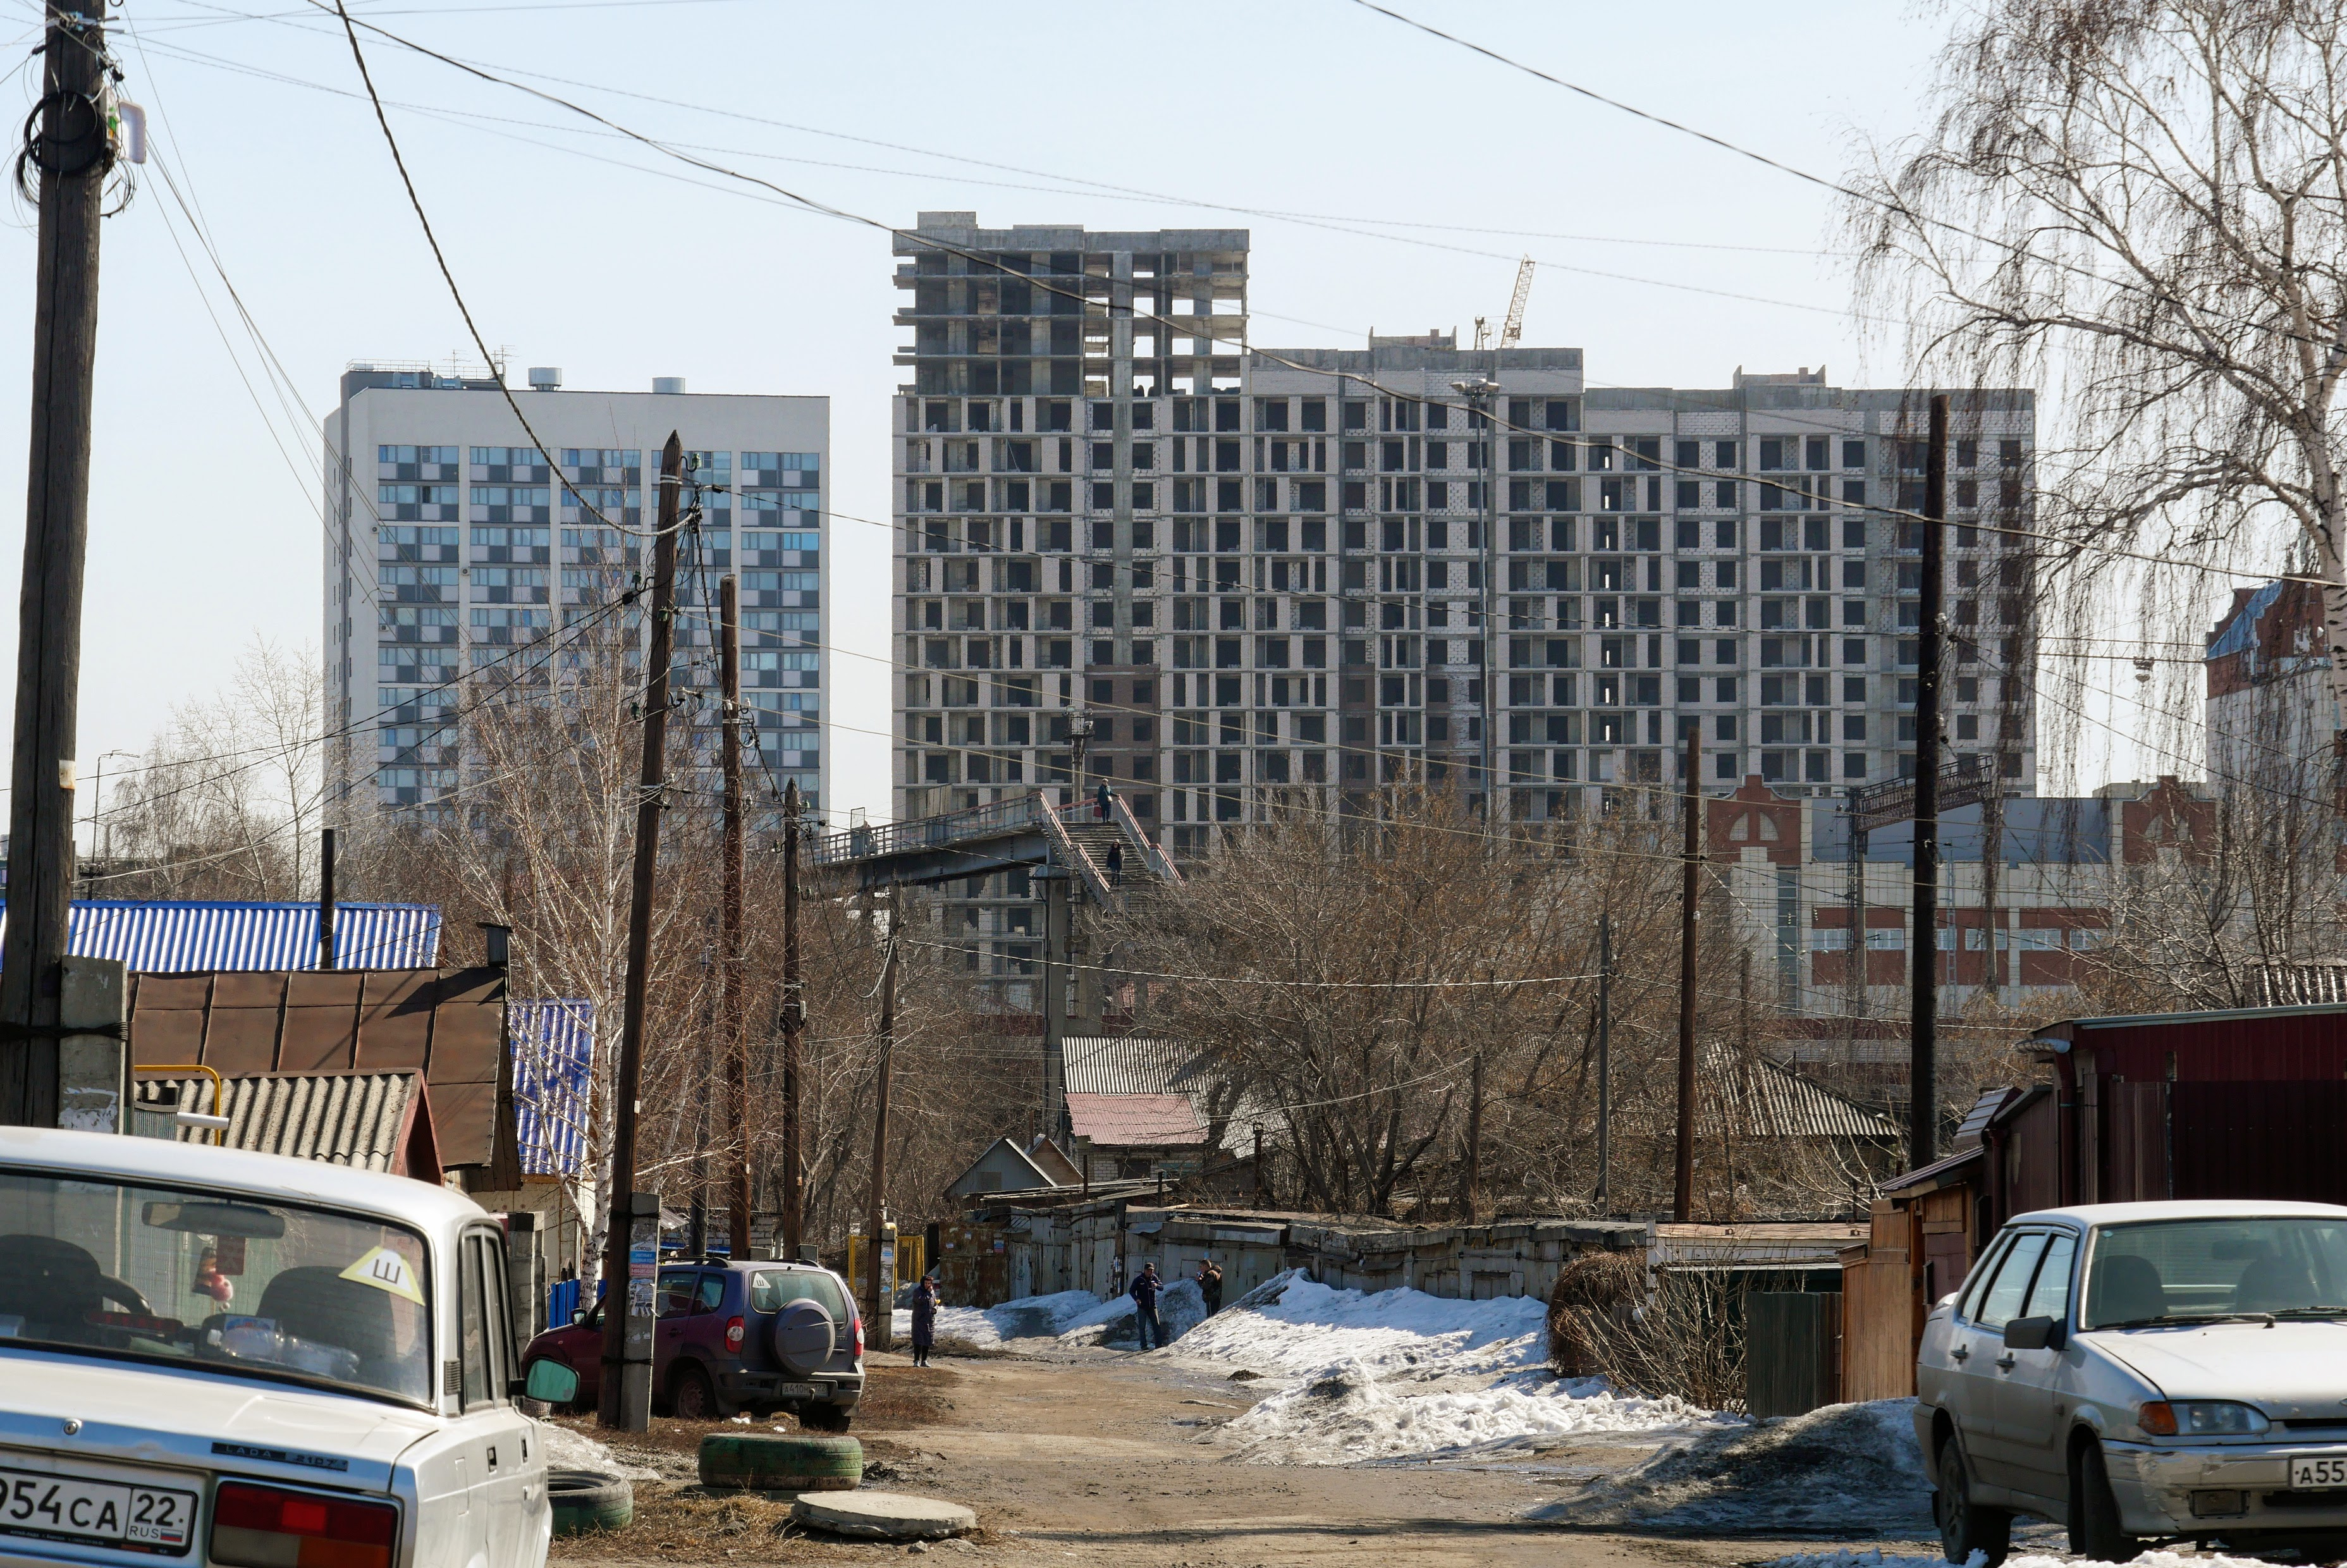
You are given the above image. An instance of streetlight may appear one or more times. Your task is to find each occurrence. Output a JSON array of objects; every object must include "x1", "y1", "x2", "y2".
[
  {"x1": 1067, "y1": 711, "x2": 1094, "y2": 805},
  {"x1": 1451, "y1": 375, "x2": 1502, "y2": 823}
]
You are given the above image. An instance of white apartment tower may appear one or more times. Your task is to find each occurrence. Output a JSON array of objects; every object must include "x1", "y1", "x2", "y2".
[
  {"x1": 324, "y1": 365, "x2": 829, "y2": 816},
  {"x1": 891, "y1": 217, "x2": 2038, "y2": 976}
]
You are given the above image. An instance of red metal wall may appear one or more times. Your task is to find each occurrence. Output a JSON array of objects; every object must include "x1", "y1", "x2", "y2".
[{"x1": 2076, "y1": 1008, "x2": 2347, "y2": 1083}]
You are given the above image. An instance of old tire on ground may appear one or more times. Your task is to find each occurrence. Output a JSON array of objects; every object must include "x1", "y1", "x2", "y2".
[
  {"x1": 1935, "y1": 1437, "x2": 2011, "y2": 1568},
  {"x1": 797, "y1": 1401, "x2": 854, "y2": 1433},
  {"x1": 697, "y1": 1432, "x2": 862, "y2": 1491},
  {"x1": 792, "y1": 1490, "x2": 976, "y2": 1541},
  {"x1": 546, "y1": 1470, "x2": 633, "y2": 1536}
]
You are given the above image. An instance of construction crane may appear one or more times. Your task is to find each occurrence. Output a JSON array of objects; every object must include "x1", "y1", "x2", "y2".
[{"x1": 1471, "y1": 255, "x2": 1536, "y2": 352}]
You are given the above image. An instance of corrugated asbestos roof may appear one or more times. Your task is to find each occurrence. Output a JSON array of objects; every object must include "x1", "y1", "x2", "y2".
[
  {"x1": 1721, "y1": 1045, "x2": 1902, "y2": 1142},
  {"x1": 1062, "y1": 1036, "x2": 1203, "y2": 1096},
  {"x1": 1065, "y1": 1091, "x2": 1208, "y2": 1147},
  {"x1": 511, "y1": 999, "x2": 592, "y2": 1178},
  {"x1": 135, "y1": 1072, "x2": 433, "y2": 1177},
  {"x1": 0, "y1": 900, "x2": 441, "y2": 972}
]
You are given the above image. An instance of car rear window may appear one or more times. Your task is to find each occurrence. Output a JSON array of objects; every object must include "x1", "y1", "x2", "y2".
[{"x1": 750, "y1": 1270, "x2": 845, "y2": 1318}]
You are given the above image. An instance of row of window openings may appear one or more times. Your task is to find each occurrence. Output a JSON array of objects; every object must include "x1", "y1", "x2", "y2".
[
  {"x1": 377, "y1": 446, "x2": 816, "y2": 472},
  {"x1": 907, "y1": 510, "x2": 2009, "y2": 560},
  {"x1": 915, "y1": 397, "x2": 2025, "y2": 470}
]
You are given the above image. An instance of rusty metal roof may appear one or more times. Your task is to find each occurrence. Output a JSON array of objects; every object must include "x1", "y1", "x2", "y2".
[
  {"x1": 1717, "y1": 1044, "x2": 1901, "y2": 1142},
  {"x1": 135, "y1": 1071, "x2": 439, "y2": 1181},
  {"x1": 127, "y1": 966, "x2": 510, "y2": 1175},
  {"x1": 1065, "y1": 1091, "x2": 1208, "y2": 1148}
]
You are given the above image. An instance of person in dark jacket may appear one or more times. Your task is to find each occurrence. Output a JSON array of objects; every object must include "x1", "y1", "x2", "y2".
[
  {"x1": 1196, "y1": 1258, "x2": 1223, "y2": 1316},
  {"x1": 1129, "y1": 1263, "x2": 1163, "y2": 1351},
  {"x1": 909, "y1": 1273, "x2": 940, "y2": 1368}
]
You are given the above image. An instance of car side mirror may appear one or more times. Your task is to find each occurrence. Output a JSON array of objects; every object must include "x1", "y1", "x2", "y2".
[
  {"x1": 2004, "y1": 1315, "x2": 2065, "y2": 1352},
  {"x1": 520, "y1": 1359, "x2": 579, "y2": 1405},
  {"x1": 569, "y1": 1309, "x2": 585, "y2": 1325}
]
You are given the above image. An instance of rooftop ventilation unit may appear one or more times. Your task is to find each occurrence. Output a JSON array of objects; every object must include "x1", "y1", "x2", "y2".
[
  {"x1": 652, "y1": 376, "x2": 687, "y2": 395},
  {"x1": 527, "y1": 367, "x2": 561, "y2": 389}
]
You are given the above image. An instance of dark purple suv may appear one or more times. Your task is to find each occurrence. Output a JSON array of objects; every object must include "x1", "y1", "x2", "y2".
[{"x1": 522, "y1": 1258, "x2": 865, "y2": 1427}]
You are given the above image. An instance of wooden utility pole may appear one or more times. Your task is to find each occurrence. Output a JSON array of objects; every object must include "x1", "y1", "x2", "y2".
[
  {"x1": 598, "y1": 432, "x2": 682, "y2": 1430},
  {"x1": 1, "y1": 6, "x2": 111, "y2": 1127},
  {"x1": 780, "y1": 778, "x2": 805, "y2": 1259},
  {"x1": 718, "y1": 573, "x2": 751, "y2": 1260},
  {"x1": 1674, "y1": 724, "x2": 1703, "y2": 1222},
  {"x1": 1911, "y1": 395, "x2": 1949, "y2": 1172},
  {"x1": 1595, "y1": 910, "x2": 1612, "y2": 1209},
  {"x1": 866, "y1": 893, "x2": 899, "y2": 1349},
  {"x1": 317, "y1": 828, "x2": 337, "y2": 971},
  {"x1": 1461, "y1": 1050, "x2": 1483, "y2": 1222}
]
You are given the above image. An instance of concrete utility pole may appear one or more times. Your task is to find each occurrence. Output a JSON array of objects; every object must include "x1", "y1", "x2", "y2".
[
  {"x1": 598, "y1": 432, "x2": 682, "y2": 1430},
  {"x1": 780, "y1": 778, "x2": 804, "y2": 1259},
  {"x1": 1038, "y1": 861, "x2": 1070, "y2": 1142},
  {"x1": 1911, "y1": 395, "x2": 1949, "y2": 1172},
  {"x1": 718, "y1": 573, "x2": 751, "y2": 1261},
  {"x1": 1595, "y1": 910, "x2": 1612, "y2": 1208},
  {"x1": 1674, "y1": 723, "x2": 1703, "y2": 1223},
  {"x1": 1, "y1": 5, "x2": 111, "y2": 1127},
  {"x1": 317, "y1": 828, "x2": 337, "y2": 971},
  {"x1": 866, "y1": 893, "x2": 899, "y2": 1349}
]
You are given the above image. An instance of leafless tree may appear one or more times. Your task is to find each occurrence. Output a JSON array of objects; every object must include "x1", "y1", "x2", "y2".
[
  {"x1": 104, "y1": 639, "x2": 325, "y2": 899},
  {"x1": 1847, "y1": 0, "x2": 2347, "y2": 764},
  {"x1": 1111, "y1": 790, "x2": 1898, "y2": 1221}
]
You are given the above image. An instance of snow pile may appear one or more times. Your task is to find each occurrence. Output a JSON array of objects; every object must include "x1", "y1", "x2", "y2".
[
  {"x1": 536, "y1": 1419, "x2": 660, "y2": 1481},
  {"x1": 1533, "y1": 1398, "x2": 1930, "y2": 1534},
  {"x1": 1055, "y1": 1278, "x2": 1209, "y2": 1347},
  {"x1": 1218, "y1": 1356, "x2": 1719, "y2": 1464},
  {"x1": 1168, "y1": 1272, "x2": 1548, "y2": 1381},
  {"x1": 1761, "y1": 1552, "x2": 1963, "y2": 1568},
  {"x1": 891, "y1": 1288, "x2": 1101, "y2": 1347}
]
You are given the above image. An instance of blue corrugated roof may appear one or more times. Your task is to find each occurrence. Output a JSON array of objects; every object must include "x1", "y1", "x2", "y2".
[
  {"x1": 0, "y1": 900, "x2": 441, "y2": 971},
  {"x1": 511, "y1": 998, "x2": 592, "y2": 1178},
  {"x1": 2208, "y1": 579, "x2": 2286, "y2": 661}
]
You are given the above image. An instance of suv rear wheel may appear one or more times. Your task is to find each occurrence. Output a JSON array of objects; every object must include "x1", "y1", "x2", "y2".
[{"x1": 669, "y1": 1363, "x2": 721, "y2": 1423}]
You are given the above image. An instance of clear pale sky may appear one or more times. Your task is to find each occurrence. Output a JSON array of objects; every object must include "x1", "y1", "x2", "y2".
[{"x1": 0, "y1": 0, "x2": 2138, "y2": 831}]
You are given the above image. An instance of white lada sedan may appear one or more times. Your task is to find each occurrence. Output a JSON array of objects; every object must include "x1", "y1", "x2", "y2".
[
  {"x1": 0, "y1": 1124, "x2": 579, "y2": 1567},
  {"x1": 1918, "y1": 1200, "x2": 2347, "y2": 1565}
]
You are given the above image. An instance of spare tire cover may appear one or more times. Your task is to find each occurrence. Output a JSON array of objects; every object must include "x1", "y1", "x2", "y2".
[{"x1": 771, "y1": 1298, "x2": 835, "y2": 1375}]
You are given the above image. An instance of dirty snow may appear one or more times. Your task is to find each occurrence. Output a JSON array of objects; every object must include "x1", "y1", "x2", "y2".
[
  {"x1": 1217, "y1": 1356, "x2": 1720, "y2": 1464},
  {"x1": 536, "y1": 1419, "x2": 660, "y2": 1481},
  {"x1": 891, "y1": 1288, "x2": 1101, "y2": 1347},
  {"x1": 1167, "y1": 1271, "x2": 1550, "y2": 1381},
  {"x1": 1533, "y1": 1398, "x2": 1929, "y2": 1534}
]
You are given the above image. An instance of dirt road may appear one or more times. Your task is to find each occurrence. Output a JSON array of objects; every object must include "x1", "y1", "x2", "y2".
[{"x1": 556, "y1": 1347, "x2": 1923, "y2": 1567}]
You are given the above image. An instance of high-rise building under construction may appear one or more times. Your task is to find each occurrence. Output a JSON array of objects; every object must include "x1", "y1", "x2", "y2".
[{"x1": 890, "y1": 214, "x2": 2036, "y2": 982}]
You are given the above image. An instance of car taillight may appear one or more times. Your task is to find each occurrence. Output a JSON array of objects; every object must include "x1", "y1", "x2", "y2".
[
  {"x1": 725, "y1": 1314, "x2": 745, "y2": 1350},
  {"x1": 851, "y1": 1308, "x2": 865, "y2": 1360},
  {"x1": 212, "y1": 1480, "x2": 398, "y2": 1568}
]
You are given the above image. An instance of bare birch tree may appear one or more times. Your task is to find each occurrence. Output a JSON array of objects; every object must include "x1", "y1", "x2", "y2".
[{"x1": 1847, "y1": 0, "x2": 2347, "y2": 775}]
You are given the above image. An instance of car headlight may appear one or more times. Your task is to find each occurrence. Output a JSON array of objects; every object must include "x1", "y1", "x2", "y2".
[{"x1": 2139, "y1": 1400, "x2": 2272, "y2": 1437}]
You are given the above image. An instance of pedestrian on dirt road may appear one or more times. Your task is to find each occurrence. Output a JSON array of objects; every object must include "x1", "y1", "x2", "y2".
[
  {"x1": 909, "y1": 1272, "x2": 940, "y2": 1368},
  {"x1": 1196, "y1": 1258, "x2": 1223, "y2": 1316},
  {"x1": 1130, "y1": 1263, "x2": 1163, "y2": 1351}
]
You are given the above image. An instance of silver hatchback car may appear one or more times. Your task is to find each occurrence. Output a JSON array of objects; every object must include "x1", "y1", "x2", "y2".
[{"x1": 1919, "y1": 1200, "x2": 2347, "y2": 1564}]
